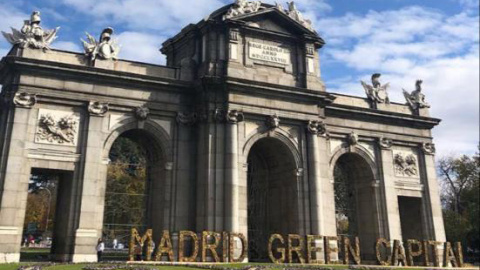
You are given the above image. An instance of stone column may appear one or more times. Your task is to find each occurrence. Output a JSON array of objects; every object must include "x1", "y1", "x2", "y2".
[
  {"x1": 377, "y1": 138, "x2": 403, "y2": 240},
  {"x1": 306, "y1": 121, "x2": 323, "y2": 235},
  {"x1": 72, "y1": 106, "x2": 108, "y2": 263},
  {"x1": 224, "y1": 110, "x2": 244, "y2": 233},
  {"x1": 421, "y1": 143, "x2": 446, "y2": 242},
  {"x1": 0, "y1": 101, "x2": 34, "y2": 263}
]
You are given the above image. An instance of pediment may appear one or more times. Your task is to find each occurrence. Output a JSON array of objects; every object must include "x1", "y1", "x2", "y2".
[{"x1": 220, "y1": 5, "x2": 324, "y2": 43}]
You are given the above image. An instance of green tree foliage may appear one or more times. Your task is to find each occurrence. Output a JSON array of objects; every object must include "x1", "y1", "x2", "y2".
[
  {"x1": 438, "y1": 146, "x2": 480, "y2": 259},
  {"x1": 103, "y1": 136, "x2": 148, "y2": 240}
]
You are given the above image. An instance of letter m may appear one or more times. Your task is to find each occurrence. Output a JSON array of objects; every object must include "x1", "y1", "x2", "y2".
[{"x1": 129, "y1": 228, "x2": 154, "y2": 261}]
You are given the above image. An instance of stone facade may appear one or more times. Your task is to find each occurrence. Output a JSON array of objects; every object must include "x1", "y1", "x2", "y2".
[{"x1": 0, "y1": 2, "x2": 445, "y2": 264}]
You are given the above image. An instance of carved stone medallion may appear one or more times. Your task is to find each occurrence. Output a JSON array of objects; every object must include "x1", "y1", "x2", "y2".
[
  {"x1": 13, "y1": 92, "x2": 37, "y2": 108},
  {"x1": 35, "y1": 109, "x2": 80, "y2": 145},
  {"x1": 135, "y1": 106, "x2": 149, "y2": 120},
  {"x1": 88, "y1": 101, "x2": 109, "y2": 116}
]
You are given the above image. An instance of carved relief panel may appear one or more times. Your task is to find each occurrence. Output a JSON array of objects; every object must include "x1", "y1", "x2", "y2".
[
  {"x1": 392, "y1": 148, "x2": 420, "y2": 179},
  {"x1": 35, "y1": 109, "x2": 80, "y2": 146}
]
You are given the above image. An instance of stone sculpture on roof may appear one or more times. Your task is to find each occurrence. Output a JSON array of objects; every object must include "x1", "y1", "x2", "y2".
[
  {"x1": 224, "y1": 0, "x2": 264, "y2": 19},
  {"x1": 361, "y1": 73, "x2": 390, "y2": 104},
  {"x1": 82, "y1": 27, "x2": 120, "y2": 61},
  {"x1": 1, "y1": 11, "x2": 59, "y2": 50},
  {"x1": 403, "y1": 80, "x2": 430, "y2": 110},
  {"x1": 285, "y1": 2, "x2": 314, "y2": 31}
]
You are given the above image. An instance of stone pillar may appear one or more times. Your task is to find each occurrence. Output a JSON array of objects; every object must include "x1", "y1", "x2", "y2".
[
  {"x1": 224, "y1": 110, "x2": 244, "y2": 233},
  {"x1": 0, "y1": 104, "x2": 34, "y2": 263},
  {"x1": 306, "y1": 121, "x2": 323, "y2": 235},
  {"x1": 421, "y1": 143, "x2": 446, "y2": 242},
  {"x1": 377, "y1": 138, "x2": 403, "y2": 240},
  {"x1": 72, "y1": 112, "x2": 107, "y2": 263}
]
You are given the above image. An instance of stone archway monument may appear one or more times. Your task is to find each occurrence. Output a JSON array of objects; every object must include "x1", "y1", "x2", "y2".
[{"x1": 0, "y1": 3, "x2": 445, "y2": 264}]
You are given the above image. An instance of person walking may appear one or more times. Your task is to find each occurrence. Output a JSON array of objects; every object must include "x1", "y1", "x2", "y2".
[{"x1": 96, "y1": 238, "x2": 105, "y2": 261}]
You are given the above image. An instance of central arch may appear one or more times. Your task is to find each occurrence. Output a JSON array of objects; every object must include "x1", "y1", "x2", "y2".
[{"x1": 246, "y1": 136, "x2": 300, "y2": 261}]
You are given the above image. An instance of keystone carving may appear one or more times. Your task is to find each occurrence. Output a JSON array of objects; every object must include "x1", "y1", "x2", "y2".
[
  {"x1": 361, "y1": 73, "x2": 390, "y2": 104},
  {"x1": 394, "y1": 153, "x2": 418, "y2": 177},
  {"x1": 176, "y1": 112, "x2": 197, "y2": 126},
  {"x1": 378, "y1": 137, "x2": 393, "y2": 149},
  {"x1": 13, "y1": 92, "x2": 37, "y2": 108},
  {"x1": 421, "y1": 142, "x2": 436, "y2": 155},
  {"x1": 88, "y1": 101, "x2": 109, "y2": 116},
  {"x1": 1, "y1": 11, "x2": 59, "y2": 50},
  {"x1": 224, "y1": 0, "x2": 263, "y2": 19},
  {"x1": 403, "y1": 80, "x2": 430, "y2": 110},
  {"x1": 266, "y1": 114, "x2": 280, "y2": 129},
  {"x1": 135, "y1": 106, "x2": 149, "y2": 120},
  {"x1": 226, "y1": 110, "x2": 244, "y2": 124},
  {"x1": 82, "y1": 27, "x2": 120, "y2": 61},
  {"x1": 348, "y1": 131, "x2": 359, "y2": 145},
  {"x1": 36, "y1": 114, "x2": 78, "y2": 145}
]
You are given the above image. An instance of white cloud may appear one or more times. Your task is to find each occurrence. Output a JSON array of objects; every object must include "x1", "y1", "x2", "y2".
[
  {"x1": 53, "y1": 41, "x2": 81, "y2": 52},
  {"x1": 116, "y1": 31, "x2": 167, "y2": 64},
  {"x1": 320, "y1": 6, "x2": 479, "y2": 157},
  {"x1": 60, "y1": 0, "x2": 227, "y2": 34}
]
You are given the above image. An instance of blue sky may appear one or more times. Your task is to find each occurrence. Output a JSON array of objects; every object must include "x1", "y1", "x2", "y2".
[{"x1": 0, "y1": 0, "x2": 479, "y2": 157}]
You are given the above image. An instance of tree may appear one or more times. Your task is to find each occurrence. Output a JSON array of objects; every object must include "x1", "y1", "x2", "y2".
[{"x1": 438, "y1": 146, "x2": 480, "y2": 261}]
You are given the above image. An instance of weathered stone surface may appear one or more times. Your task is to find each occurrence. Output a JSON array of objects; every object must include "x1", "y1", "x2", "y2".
[{"x1": 0, "y1": 1, "x2": 444, "y2": 264}]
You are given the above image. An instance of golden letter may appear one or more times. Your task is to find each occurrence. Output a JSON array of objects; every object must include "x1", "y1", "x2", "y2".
[
  {"x1": 342, "y1": 236, "x2": 361, "y2": 265},
  {"x1": 406, "y1": 239, "x2": 422, "y2": 266},
  {"x1": 229, "y1": 232, "x2": 247, "y2": 263},
  {"x1": 424, "y1": 240, "x2": 440, "y2": 266},
  {"x1": 288, "y1": 234, "x2": 305, "y2": 263},
  {"x1": 129, "y1": 228, "x2": 153, "y2": 261},
  {"x1": 178, "y1": 230, "x2": 199, "y2": 262},
  {"x1": 306, "y1": 235, "x2": 324, "y2": 264},
  {"x1": 454, "y1": 242, "x2": 464, "y2": 267},
  {"x1": 391, "y1": 240, "x2": 407, "y2": 266},
  {"x1": 444, "y1": 242, "x2": 458, "y2": 267},
  {"x1": 375, "y1": 238, "x2": 391, "y2": 266},
  {"x1": 268, "y1": 234, "x2": 285, "y2": 263},
  {"x1": 154, "y1": 230, "x2": 174, "y2": 261},
  {"x1": 202, "y1": 231, "x2": 221, "y2": 262},
  {"x1": 324, "y1": 236, "x2": 339, "y2": 264}
]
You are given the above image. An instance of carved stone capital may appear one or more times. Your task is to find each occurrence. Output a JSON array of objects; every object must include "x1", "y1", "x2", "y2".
[
  {"x1": 307, "y1": 120, "x2": 327, "y2": 136},
  {"x1": 176, "y1": 111, "x2": 197, "y2": 126},
  {"x1": 135, "y1": 106, "x2": 149, "y2": 121},
  {"x1": 88, "y1": 101, "x2": 109, "y2": 116},
  {"x1": 378, "y1": 137, "x2": 393, "y2": 149},
  {"x1": 226, "y1": 110, "x2": 244, "y2": 124},
  {"x1": 13, "y1": 92, "x2": 37, "y2": 108},
  {"x1": 348, "y1": 131, "x2": 359, "y2": 145},
  {"x1": 266, "y1": 115, "x2": 280, "y2": 129},
  {"x1": 421, "y1": 142, "x2": 436, "y2": 155}
]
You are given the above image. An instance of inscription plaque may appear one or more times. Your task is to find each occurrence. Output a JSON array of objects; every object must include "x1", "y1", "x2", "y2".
[{"x1": 248, "y1": 41, "x2": 291, "y2": 65}]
